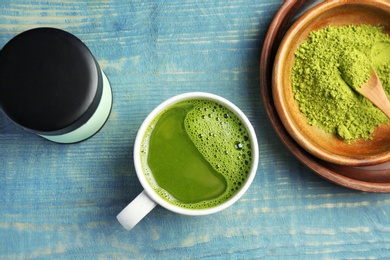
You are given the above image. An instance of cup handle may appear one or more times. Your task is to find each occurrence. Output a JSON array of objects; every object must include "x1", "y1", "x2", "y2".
[{"x1": 117, "y1": 190, "x2": 157, "y2": 230}]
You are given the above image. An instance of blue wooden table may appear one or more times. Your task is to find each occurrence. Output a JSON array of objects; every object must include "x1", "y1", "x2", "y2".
[{"x1": 1, "y1": 0, "x2": 390, "y2": 259}]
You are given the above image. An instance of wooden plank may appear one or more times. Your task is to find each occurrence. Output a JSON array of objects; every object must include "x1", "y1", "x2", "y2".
[{"x1": 1, "y1": 0, "x2": 390, "y2": 258}]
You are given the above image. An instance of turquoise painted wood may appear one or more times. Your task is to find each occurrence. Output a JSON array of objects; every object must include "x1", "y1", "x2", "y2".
[{"x1": 1, "y1": 0, "x2": 390, "y2": 259}]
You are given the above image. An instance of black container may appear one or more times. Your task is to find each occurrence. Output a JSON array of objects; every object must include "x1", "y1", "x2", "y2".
[{"x1": 0, "y1": 28, "x2": 112, "y2": 143}]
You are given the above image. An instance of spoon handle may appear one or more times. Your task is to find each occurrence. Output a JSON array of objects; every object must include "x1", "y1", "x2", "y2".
[{"x1": 358, "y1": 72, "x2": 390, "y2": 119}]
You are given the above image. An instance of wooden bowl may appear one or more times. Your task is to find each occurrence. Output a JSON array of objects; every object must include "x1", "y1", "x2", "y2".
[{"x1": 272, "y1": 0, "x2": 390, "y2": 166}]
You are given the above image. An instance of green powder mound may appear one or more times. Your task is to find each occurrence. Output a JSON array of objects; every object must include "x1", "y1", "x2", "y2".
[
  {"x1": 292, "y1": 25, "x2": 390, "y2": 142},
  {"x1": 339, "y1": 48, "x2": 371, "y2": 90}
]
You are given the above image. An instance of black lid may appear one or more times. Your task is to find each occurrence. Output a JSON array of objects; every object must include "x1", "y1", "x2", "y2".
[{"x1": 0, "y1": 28, "x2": 103, "y2": 135}]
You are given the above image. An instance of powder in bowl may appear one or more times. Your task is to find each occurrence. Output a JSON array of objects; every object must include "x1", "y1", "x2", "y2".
[
  {"x1": 291, "y1": 24, "x2": 390, "y2": 142},
  {"x1": 339, "y1": 48, "x2": 371, "y2": 90}
]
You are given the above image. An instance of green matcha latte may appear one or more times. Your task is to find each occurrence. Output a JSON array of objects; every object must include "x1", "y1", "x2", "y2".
[{"x1": 140, "y1": 99, "x2": 253, "y2": 210}]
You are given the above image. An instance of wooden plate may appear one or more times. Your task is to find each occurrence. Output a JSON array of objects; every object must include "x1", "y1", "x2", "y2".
[
  {"x1": 260, "y1": 0, "x2": 390, "y2": 192},
  {"x1": 273, "y1": 0, "x2": 390, "y2": 166}
]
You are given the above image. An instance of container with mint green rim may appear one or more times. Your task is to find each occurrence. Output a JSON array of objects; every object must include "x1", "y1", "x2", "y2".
[{"x1": 0, "y1": 27, "x2": 112, "y2": 143}]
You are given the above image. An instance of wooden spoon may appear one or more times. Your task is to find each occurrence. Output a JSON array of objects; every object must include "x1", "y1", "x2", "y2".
[
  {"x1": 357, "y1": 71, "x2": 390, "y2": 119},
  {"x1": 339, "y1": 49, "x2": 390, "y2": 119}
]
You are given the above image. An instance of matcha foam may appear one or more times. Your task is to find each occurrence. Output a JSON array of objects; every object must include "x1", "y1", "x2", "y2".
[
  {"x1": 184, "y1": 99, "x2": 252, "y2": 188},
  {"x1": 141, "y1": 99, "x2": 253, "y2": 210}
]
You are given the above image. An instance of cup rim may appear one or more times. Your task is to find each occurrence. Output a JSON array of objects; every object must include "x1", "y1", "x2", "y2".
[{"x1": 133, "y1": 92, "x2": 259, "y2": 216}]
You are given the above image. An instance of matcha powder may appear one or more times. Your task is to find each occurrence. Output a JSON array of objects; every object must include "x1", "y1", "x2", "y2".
[{"x1": 292, "y1": 24, "x2": 390, "y2": 142}]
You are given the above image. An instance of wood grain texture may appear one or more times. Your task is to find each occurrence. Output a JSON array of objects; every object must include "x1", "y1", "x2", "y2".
[{"x1": 0, "y1": 0, "x2": 390, "y2": 259}]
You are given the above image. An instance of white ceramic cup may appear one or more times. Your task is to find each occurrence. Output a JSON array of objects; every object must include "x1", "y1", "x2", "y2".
[{"x1": 117, "y1": 92, "x2": 259, "y2": 230}]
